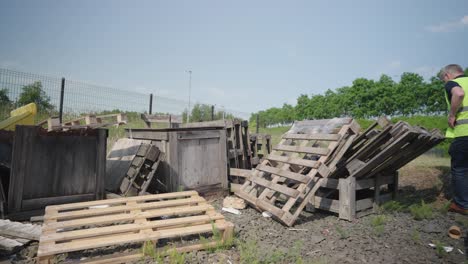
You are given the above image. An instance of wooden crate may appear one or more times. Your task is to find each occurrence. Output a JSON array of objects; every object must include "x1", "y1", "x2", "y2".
[
  {"x1": 308, "y1": 172, "x2": 398, "y2": 220},
  {"x1": 8, "y1": 126, "x2": 107, "y2": 220},
  {"x1": 235, "y1": 118, "x2": 360, "y2": 226},
  {"x1": 126, "y1": 127, "x2": 228, "y2": 193},
  {"x1": 37, "y1": 191, "x2": 234, "y2": 264}
]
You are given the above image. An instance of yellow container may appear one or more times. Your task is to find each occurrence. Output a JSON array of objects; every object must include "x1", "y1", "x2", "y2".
[{"x1": 0, "y1": 103, "x2": 37, "y2": 131}]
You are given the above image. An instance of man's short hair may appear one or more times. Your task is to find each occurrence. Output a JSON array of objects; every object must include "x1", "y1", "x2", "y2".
[{"x1": 439, "y1": 64, "x2": 464, "y2": 79}]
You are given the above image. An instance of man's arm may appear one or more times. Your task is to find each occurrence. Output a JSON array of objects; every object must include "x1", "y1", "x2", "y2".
[{"x1": 448, "y1": 86, "x2": 465, "y2": 128}]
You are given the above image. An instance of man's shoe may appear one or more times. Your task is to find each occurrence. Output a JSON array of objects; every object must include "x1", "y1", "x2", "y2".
[{"x1": 448, "y1": 202, "x2": 468, "y2": 215}]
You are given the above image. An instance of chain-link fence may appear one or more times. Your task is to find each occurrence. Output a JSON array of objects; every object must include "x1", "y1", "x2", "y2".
[{"x1": 0, "y1": 68, "x2": 250, "y2": 124}]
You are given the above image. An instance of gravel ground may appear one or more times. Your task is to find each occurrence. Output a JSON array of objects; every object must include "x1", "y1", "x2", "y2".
[{"x1": 5, "y1": 160, "x2": 468, "y2": 264}]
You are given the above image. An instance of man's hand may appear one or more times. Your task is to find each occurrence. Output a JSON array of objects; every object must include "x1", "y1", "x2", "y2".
[{"x1": 448, "y1": 114, "x2": 456, "y2": 128}]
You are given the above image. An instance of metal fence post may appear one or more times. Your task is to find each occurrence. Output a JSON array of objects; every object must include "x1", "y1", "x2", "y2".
[
  {"x1": 149, "y1": 93, "x2": 153, "y2": 115},
  {"x1": 59, "y1": 77, "x2": 65, "y2": 123},
  {"x1": 211, "y1": 105, "x2": 214, "y2": 120},
  {"x1": 256, "y1": 114, "x2": 259, "y2": 133}
]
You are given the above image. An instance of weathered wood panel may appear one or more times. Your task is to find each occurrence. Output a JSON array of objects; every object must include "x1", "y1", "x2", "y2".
[{"x1": 8, "y1": 126, "x2": 107, "y2": 220}]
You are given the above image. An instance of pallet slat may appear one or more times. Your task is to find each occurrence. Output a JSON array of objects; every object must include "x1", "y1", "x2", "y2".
[{"x1": 273, "y1": 145, "x2": 330, "y2": 155}]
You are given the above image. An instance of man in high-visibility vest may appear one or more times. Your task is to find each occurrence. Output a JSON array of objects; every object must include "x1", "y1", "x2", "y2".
[{"x1": 439, "y1": 64, "x2": 468, "y2": 215}]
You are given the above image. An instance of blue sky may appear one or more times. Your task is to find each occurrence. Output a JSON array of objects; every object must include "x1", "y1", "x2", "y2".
[{"x1": 1, "y1": 0, "x2": 467, "y2": 116}]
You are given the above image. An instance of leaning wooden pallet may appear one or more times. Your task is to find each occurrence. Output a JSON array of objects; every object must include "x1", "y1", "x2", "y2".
[
  {"x1": 235, "y1": 118, "x2": 360, "y2": 226},
  {"x1": 37, "y1": 191, "x2": 234, "y2": 264}
]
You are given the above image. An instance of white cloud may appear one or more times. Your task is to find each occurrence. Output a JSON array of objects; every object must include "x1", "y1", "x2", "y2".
[{"x1": 426, "y1": 15, "x2": 468, "y2": 32}]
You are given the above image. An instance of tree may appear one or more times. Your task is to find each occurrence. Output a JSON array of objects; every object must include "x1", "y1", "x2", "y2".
[
  {"x1": 17, "y1": 81, "x2": 54, "y2": 113},
  {"x1": 0, "y1": 88, "x2": 11, "y2": 106},
  {"x1": 0, "y1": 88, "x2": 13, "y2": 120}
]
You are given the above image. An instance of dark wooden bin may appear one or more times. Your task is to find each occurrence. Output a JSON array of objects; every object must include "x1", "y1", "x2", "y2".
[
  {"x1": 7, "y1": 126, "x2": 107, "y2": 220},
  {"x1": 125, "y1": 127, "x2": 228, "y2": 193}
]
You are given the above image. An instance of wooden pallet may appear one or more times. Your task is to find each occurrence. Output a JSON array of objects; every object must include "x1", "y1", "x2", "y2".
[
  {"x1": 342, "y1": 120, "x2": 445, "y2": 179},
  {"x1": 306, "y1": 117, "x2": 444, "y2": 220},
  {"x1": 37, "y1": 191, "x2": 234, "y2": 264},
  {"x1": 235, "y1": 118, "x2": 360, "y2": 226},
  {"x1": 46, "y1": 113, "x2": 127, "y2": 131},
  {"x1": 119, "y1": 144, "x2": 164, "y2": 196}
]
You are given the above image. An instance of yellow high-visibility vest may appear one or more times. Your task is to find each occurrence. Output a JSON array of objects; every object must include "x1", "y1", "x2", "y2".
[{"x1": 445, "y1": 76, "x2": 468, "y2": 138}]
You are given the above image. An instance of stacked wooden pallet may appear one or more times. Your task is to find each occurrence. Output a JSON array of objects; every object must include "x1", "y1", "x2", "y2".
[
  {"x1": 235, "y1": 118, "x2": 360, "y2": 226},
  {"x1": 119, "y1": 143, "x2": 164, "y2": 196},
  {"x1": 235, "y1": 117, "x2": 445, "y2": 225},
  {"x1": 249, "y1": 133, "x2": 272, "y2": 167},
  {"x1": 37, "y1": 191, "x2": 234, "y2": 264},
  {"x1": 307, "y1": 117, "x2": 445, "y2": 220}
]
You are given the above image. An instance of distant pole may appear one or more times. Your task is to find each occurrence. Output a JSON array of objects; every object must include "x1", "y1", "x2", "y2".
[
  {"x1": 211, "y1": 105, "x2": 214, "y2": 120},
  {"x1": 186, "y1": 70, "x2": 192, "y2": 123},
  {"x1": 59, "y1": 77, "x2": 65, "y2": 123},
  {"x1": 256, "y1": 114, "x2": 259, "y2": 133},
  {"x1": 149, "y1": 93, "x2": 153, "y2": 115}
]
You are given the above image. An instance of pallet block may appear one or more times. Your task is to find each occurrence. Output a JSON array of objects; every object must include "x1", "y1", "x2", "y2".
[
  {"x1": 37, "y1": 191, "x2": 234, "y2": 264},
  {"x1": 236, "y1": 118, "x2": 360, "y2": 226}
]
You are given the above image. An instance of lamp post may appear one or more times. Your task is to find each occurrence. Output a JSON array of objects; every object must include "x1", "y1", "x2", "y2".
[{"x1": 186, "y1": 70, "x2": 192, "y2": 123}]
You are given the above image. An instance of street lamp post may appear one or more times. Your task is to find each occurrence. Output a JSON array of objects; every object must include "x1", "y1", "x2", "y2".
[{"x1": 186, "y1": 70, "x2": 192, "y2": 123}]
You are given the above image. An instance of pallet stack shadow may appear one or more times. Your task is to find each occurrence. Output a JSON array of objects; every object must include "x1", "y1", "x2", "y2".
[{"x1": 235, "y1": 117, "x2": 445, "y2": 226}]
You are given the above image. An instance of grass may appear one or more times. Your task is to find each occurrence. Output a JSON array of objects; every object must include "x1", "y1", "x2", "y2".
[
  {"x1": 409, "y1": 200, "x2": 434, "y2": 220},
  {"x1": 370, "y1": 215, "x2": 386, "y2": 236},
  {"x1": 433, "y1": 240, "x2": 447, "y2": 258},
  {"x1": 335, "y1": 225, "x2": 350, "y2": 239},
  {"x1": 411, "y1": 229, "x2": 421, "y2": 244},
  {"x1": 237, "y1": 239, "x2": 322, "y2": 264},
  {"x1": 379, "y1": 200, "x2": 405, "y2": 213}
]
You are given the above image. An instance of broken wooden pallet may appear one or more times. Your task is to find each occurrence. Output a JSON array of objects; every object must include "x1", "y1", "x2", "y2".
[
  {"x1": 37, "y1": 191, "x2": 234, "y2": 264},
  {"x1": 235, "y1": 118, "x2": 360, "y2": 226},
  {"x1": 119, "y1": 143, "x2": 164, "y2": 196}
]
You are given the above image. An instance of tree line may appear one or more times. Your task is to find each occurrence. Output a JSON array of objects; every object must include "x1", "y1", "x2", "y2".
[{"x1": 250, "y1": 68, "x2": 468, "y2": 127}]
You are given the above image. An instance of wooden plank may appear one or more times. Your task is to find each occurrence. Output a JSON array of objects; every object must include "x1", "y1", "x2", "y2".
[
  {"x1": 255, "y1": 164, "x2": 309, "y2": 183},
  {"x1": 267, "y1": 154, "x2": 319, "y2": 168},
  {"x1": 229, "y1": 168, "x2": 252, "y2": 178},
  {"x1": 249, "y1": 176, "x2": 300, "y2": 197},
  {"x1": 44, "y1": 196, "x2": 206, "y2": 221},
  {"x1": 313, "y1": 196, "x2": 339, "y2": 213},
  {"x1": 282, "y1": 133, "x2": 341, "y2": 141},
  {"x1": 43, "y1": 205, "x2": 212, "y2": 231},
  {"x1": 273, "y1": 145, "x2": 329, "y2": 155},
  {"x1": 46, "y1": 191, "x2": 198, "y2": 211}
]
